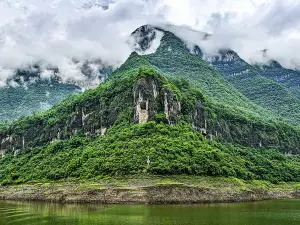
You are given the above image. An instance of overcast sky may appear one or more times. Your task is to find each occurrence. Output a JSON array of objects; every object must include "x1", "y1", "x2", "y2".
[{"x1": 0, "y1": 0, "x2": 300, "y2": 85}]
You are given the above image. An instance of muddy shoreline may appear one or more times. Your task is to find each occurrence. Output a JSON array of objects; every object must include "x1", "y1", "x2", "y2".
[{"x1": 1, "y1": 182, "x2": 299, "y2": 204}]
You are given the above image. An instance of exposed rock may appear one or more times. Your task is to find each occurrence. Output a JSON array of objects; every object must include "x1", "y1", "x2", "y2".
[
  {"x1": 135, "y1": 90, "x2": 150, "y2": 123},
  {"x1": 163, "y1": 89, "x2": 181, "y2": 124},
  {"x1": 0, "y1": 75, "x2": 184, "y2": 155},
  {"x1": 0, "y1": 150, "x2": 5, "y2": 158},
  {"x1": 192, "y1": 101, "x2": 208, "y2": 135},
  {"x1": 0, "y1": 182, "x2": 299, "y2": 204},
  {"x1": 101, "y1": 127, "x2": 107, "y2": 136},
  {"x1": 0, "y1": 72, "x2": 298, "y2": 156},
  {"x1": 133, "y1": 76, "x2": 160, "y2": 124}
]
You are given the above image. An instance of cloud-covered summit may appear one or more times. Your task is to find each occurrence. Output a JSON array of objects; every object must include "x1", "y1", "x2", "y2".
[{"x1": 1, "y1": 0, "x2": 300, "y2": 87}]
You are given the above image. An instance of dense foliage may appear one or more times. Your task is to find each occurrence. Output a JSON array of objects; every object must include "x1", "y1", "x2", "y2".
[
  {"x1": 0, "y1": 80, "x2": 79, "y2": 123},
  {"x1": 1, "y1": 26, "x2": 300, "y2": 186},
  {"x1": 256, "y1": 60, "x2": 300, "y2": 99},
  {"x1": 1, "y1": 122, "x2": 299, "y2": 185},
  {"x1": 208, "y1": 50, "x2": 300, "y2": 125},
  {"x1": 0, "y1": 68, "x2": 300, "y2": 184}
]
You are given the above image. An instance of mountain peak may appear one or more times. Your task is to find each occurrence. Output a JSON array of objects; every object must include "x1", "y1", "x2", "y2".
[
  {"x1": 268, "y1": 60, "x2": 283, "y2": 68},
  {"x1": 130, "y1": 25, "x2": 165, "y2": 54}
]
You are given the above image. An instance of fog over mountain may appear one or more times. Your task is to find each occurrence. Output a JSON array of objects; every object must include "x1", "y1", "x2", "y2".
[{"x1": 1, "y1": 0, "x2": 300, "y2": 87}]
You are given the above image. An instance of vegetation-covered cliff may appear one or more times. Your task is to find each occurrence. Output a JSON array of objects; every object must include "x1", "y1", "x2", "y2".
[
  {"x1": 1, "y1": 25, "x2": 300, "y2": 187},
  {"x1": 1, "y1": 66, "x2": 300, "y2": 185}
]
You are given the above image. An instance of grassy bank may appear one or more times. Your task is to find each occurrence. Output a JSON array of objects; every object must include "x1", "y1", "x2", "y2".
[{"x1": 1, "y1": 175, "x2": 299, "y2": 204}]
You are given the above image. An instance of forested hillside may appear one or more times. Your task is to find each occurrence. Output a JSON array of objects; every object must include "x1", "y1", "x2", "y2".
[
  {"x1": 256, "y1": 60, "x2": 300, "y2": 99},
  {"x1": 1, "y1": 65, "x2": 300, "y2": 185},
  {"x1": 1, "y1": 25, "x2": 300, "y2": 186},
  {"x1": 205, "y1": 49, "x2": 300, "y2": 125},
  {"x1": 0, "y1": 62, "x2": 112, "y2": 123}
]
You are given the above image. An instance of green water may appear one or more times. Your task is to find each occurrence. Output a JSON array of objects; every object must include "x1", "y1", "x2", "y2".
[{"x1": 1, "y1": 199, "x2": 300, "y2": 225}]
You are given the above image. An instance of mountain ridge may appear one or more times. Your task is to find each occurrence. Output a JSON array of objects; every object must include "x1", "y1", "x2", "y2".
[
  {"x1": 1, "y1": 24, "x2": 300, "y2": 186},
  {"x1": 2, "y1": 24, "x2": 300, "y2": 125},
  {"x1": 1, "y1": 66, "x2": 300, "y2": 185}
]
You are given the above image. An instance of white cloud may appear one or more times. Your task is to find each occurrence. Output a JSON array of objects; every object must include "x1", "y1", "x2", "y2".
[
  {"x1": 0, "y1": 0, "x2": 155, "y2": 85},
  {"x1": 153, "y1": 0, "x2": 300, "y2": 69},
  {"x1": 0, "y1": 68, "x2": 14, "y2": 88},
  {"x1": 0, "y1": 0, "x2": 300, "y2": 86}
]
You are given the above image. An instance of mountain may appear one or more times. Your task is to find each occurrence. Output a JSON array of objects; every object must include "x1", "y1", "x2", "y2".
[
  {"x1": 131, "y1": 25, "x2": 300, "y2": 126},
  {"x1": 0, "y1": 81, "x2": 79, "y2": 123},
  {"x1": 1, "y1": 68, "x2": 300, "y2": 185},
  {"x1": 202, "y1": 49, "x2": 300, "y2": 125},
  {"x1": 1, "y1": 25, "x2": 300, "y2": 186},
  {"x1": 255, "y1": 60, "x2": 300, "y2": 99},
  {"x1": 0, "y1": 60, "x2": 112, "y2": 123},
  {"x1": 130, "y1": 25, "x2": 300, "y2": 126},
  {"x1": 3, "y1": 24, "x2": 297, "y2": 126},
  {"x1": 129, "y1": 26, "x2": 271, "y2": 120},
  {"x1": 1, "y1": 24, "x2": 300, "y2": 187}
]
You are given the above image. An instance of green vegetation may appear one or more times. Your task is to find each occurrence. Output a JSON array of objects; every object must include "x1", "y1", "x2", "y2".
[
  {"x1": 0, "y1": 80, "x2": 79, "y2": 123},
  {"x1": 203, "y1": 49, "x2": 300, "y2": 125},
  {"x1": 1, "y1": 65, "x2": 300, "y2": 186},
  {"x1": 113, "y1": 32, "x2": 295, "y2": 128},
  {"x1": 1, "y1": 27, "x2": 300, "y2": 189},
  {"x1": 1, "y1": 122, "x2": 300, "y2": 185},
  {"x1": 256, "y1": 61, "x2": 300, "y2": 100},
  {"x1": 144, "y1": 32, "x2": 274, "y2": 120}
]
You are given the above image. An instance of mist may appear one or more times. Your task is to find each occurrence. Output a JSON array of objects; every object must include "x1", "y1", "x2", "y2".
[{"x1": 1, "y1": 0, "x2": 300, "y2": 87}]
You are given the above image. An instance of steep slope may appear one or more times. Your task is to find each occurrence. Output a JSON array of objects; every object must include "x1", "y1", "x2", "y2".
[
  {"x1": 0, "y1": 67, "x2": 80, "y2": 123},
  {"x1": 1, "y1": 68, "x2": 300, "y2": 185},
  {"x1": 135, "y1": 24, "x2": 300, "y2": 125},
  {"x1": 0, "y1": 82, "x2": 79, "y2": 123},
  {"x1": 204, "y1": 49, "x2": 300, "y2": 125},
  {"x1": 256, "y1": 60, "x2": 300, "y2": 99},
  {"x1": 126, "y1": 26, "x2": 274, "y2": 122},
  {"x1": 0, "y1": 61, "x2": 112, "y2": 122},
  {"x1": 1, "y1": 65, "x2": 300, "y2": 155}
]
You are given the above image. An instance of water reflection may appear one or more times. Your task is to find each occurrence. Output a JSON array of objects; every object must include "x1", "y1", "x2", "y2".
[{"x1": 0, "y1": 199, "x2": 300, "y2": 225}]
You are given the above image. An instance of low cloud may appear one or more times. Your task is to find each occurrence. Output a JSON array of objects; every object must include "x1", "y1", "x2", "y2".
[
  {"x1": 0, "y1": 0, "x2": 157, "y2": 86},
  {"x1": 1, "y1": 0, "x2": 300, "y2": 87},
  {"x1": 160, "y1": 0, "x2": 300, "y2": 69}
]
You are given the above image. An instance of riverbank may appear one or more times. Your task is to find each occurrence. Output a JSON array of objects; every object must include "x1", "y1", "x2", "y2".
[{"x1": 0, "y1": 176, "x2": 299, "y2": 204}]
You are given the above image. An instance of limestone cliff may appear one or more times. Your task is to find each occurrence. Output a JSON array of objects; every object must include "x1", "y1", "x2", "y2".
[
  {"x1": 1, "y1": 72, "x2": 300, "y2": 157},
  {"x1": 0, "y1": 75, "x2": 186, "y2": 156}
]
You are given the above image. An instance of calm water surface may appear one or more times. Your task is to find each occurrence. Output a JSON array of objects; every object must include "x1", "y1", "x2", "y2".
[{"x1": 0, "y1": 199, "x2": 300, "y2": 225}]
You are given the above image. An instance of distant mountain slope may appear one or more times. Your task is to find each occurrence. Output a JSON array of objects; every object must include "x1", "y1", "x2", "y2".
[
  {"x1": 201, "y1": 49, "x2": 300, "y2": 125},
  {"x1": 255, "y1": 60, "x2": 300, "y2": 99},
  {"x1": 0, "y1": 61, "x2": 112, "y2": 123},
  {"x1": 0, "y1": 81, "x2": 80, "y2": 123}
]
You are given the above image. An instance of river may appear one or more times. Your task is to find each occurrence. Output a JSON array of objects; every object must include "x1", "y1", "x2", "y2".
[{"x1": 0, "y1": 199, "x2": 300, "y2": 225}]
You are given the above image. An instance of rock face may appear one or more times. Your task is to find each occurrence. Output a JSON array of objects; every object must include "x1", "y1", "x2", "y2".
[
  {"x1": 131, "y1": 25, "x2": 164, "y2": 54},
  {"x1": 1, "y1": 73, "x2": 299, "y2": 156},
  {"x1": 0, "y1": 150, "x2": 5, "y2": 158},
  {"x1": 133, "y1": 76, "x2": 159, "y2": 123},
  {"x1": 163, "y1": 88, "x2": 181, "y2": 124},
  {"x1": 0, "y1": 75, "x2": 185, "y2": 155},
  {"x1": 133, "y1": 76, "x2": 182, "y2": 124},
  {"x1": 192, "y1": 101, "x2": 208, "y2": 135}
]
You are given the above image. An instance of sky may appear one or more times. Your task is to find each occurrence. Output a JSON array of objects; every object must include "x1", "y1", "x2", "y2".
[{"x1": 0, "y1": 0, "x2": 300, "y2": 86}]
